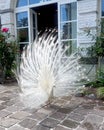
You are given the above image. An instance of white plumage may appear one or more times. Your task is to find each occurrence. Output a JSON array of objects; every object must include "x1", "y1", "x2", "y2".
[{"x1": 16, "y1": 30, "x2": 86, "y2": 108}]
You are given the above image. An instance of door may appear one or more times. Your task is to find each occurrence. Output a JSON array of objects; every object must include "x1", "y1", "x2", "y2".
[{"x1": 30, "y1": 9, "x2": 38, "y2": 43}]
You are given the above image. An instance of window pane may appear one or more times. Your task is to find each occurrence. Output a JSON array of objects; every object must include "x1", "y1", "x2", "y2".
[
  {"x1": 61, "y1": 22, "x2": 77, "y2": 39},
  {"x1": 17, "y1": 28, "x2": 29, "y2": 42},
  {"x1": 60, "y1": 2, "x2": 77, "y2": 21},
  {"x1": 62, "y1": 40, "x2": 77, "y2": 56},
  {"x1": 16, "y1": 0, "x2": 28, "y2": 7},
  {"x1": 29, "y1": 0, "x2": 51, "y2": 4},
  {"x1": 16, "y1": 12, "x2": 28, "y2": 27},
  {"x1": 102, "y1": 0, "x2": 104, "y2": 16},
  {"x1": 101, "y1": 18, "x2": 104, "y2": 33}
]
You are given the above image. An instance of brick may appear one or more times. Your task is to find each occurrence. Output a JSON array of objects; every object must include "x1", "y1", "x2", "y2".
[
  {"x1": 68, "y1": 112, "x2": 85, "y2": 122},
  {"x1": 54, "y1": 125, "x2": 71, "y2": 130},
  {"x1": 40, "y1": 118, "x2": 59, "y2": 128},
  {"x1": 0, "y1": 118, "x2": 18, "y2": 128},
  {"x1": 0, "y1": 110, "x2": 11, "y2": 118},
  {"x1": 29, "y1": 112, "x2": 47, "y2": 121},
  {"x1": 7, "y1": 125, "x2": 27, "y2": 130},
  {"x1": 0, "y1": 127, "x2": 5, "y2": 130},
  {"x1": 10, "y1": 111, "x2": 31, "y2": 120},
  {"x1": 62, "y1": 119, "x2": 79, "y2": 128},
  {"x1": 31, "y1": 125, "x2": 50, "y2": 130},
  {"x1": 50, "y1": 111, "x2": 66, "y2": 120},
  {"x1": 82, "y1": 114, "x2": 103, "y2": 130},
  {"x1": 19, "y1": 118, "x2": 37, "y2": 129}
]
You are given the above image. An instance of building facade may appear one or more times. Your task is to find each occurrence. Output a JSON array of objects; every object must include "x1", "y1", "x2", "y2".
[{"x1": 0, "y1": 0, "x2": 103, "y2": 54}]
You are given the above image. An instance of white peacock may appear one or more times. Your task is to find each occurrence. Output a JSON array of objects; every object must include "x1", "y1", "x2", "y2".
[{"x1": 16, "y1": 30, "x2": 87, "y2": 108}]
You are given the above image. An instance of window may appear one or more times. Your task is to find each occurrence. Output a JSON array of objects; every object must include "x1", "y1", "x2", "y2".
[
  {"x1": 101, "y1": 0, "x2": 104, "y2": 33},
  {"x1": 60, "y1": 2, "x2": 77, "y2": 55},
  {"x1": 0, "y1": 16, "x2": 1, "y2": 29},
  {"x1": 16, "y1": 0, "x2": 52, "y2": 6},
  {"x1": 29, "y1": 0, "x2": 51, "y2": 5},
  {"x1": 102, "y1": 0, "x2": 104, "y2": 16},
  {"x1": 16, "y1": 11, "x2": 29, "y2": 53},
  {"x1": 16, "y1": 0, "x2": 28, "y2": 7}
]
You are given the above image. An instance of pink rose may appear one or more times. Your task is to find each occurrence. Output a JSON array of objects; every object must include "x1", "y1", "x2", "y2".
[{"x1": 1, "y1": 28, "x2": 9, "y2": 33}]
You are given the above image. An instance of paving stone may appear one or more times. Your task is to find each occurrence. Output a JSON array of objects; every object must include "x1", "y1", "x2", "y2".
[
  {"x1": 22, "y1": 108, "x2": 37, "y2": 114},
  {"x1": 52, "y1": 99, "x2": 66, "y2": 106},
  {"x1": 54, "y1": 125, "x2": 71, "y2": 130},
  {"x1": 5, "y1": 105, "x2": 24, "y2": 112},
  {"x1": 61, "y1": 96, "x2": 72, "y2": 101},
  {"x1": 61, "y1": 119, "x2": 79, "y2": 129},
  {"x1": 82, "y1": 114, "x2": 103, "y2": 130},
  {"x1": 57, "y1": 107, "x2": 72, "y2": 114},
  {"x1": 40, "y1": 118, "x2": 60, "y2": 128},
  {"x1": 14, "y1": 102, "x2": 25, "y2": 107},
  {"x1": 7, "y1": 125, "x2": 28, "y2": 130},
  {"x1": 0, "y1": 100, "x2": 4, "y2": 104},
  {"x1": 0, "y1": 105, "x2": 6, "y2": 110},
  {"x1": 99, "y1": 123, "x2": 104, "y2": 130},
  {"x1": 31, "y1": 125, "x2": 50, "y2": 130},
  {"x1": 50, "y1": 111, "x2": 66, "y2": 120},
  {"x1": 73, "y1": 107, "x2": 91, "y2": 115},
  {"x1": 49, "y1": 104, "x2": 60, "y2": 110},
  {"x1": 97, "y1": 101, "x2": 104, "y2": 106},
  {"x1": 89, "y1": 109, "x2": 104, "y2": 117},
  {"x1": 81, "y1": 103, "x2": 95, "y2": 109},
  {"x1": 68, "y1": 112, "x2": 85, "y2": 122},
  {"x1": 10, "y1": 111, "x2": 31, "y2": 120},
  {"x1": 1, "y1": 100, "x2": 14, "y2": 106},
  {"x1": 75, "y1": 126, "x2": 87, "y2": 130},
  {"x1": 0, "y1": 97, "x2": 11, "y2": 101},
  {"x1": 0, "y1": 110, "x2": 11, "y2": 118},
  {"x1": 19, "y1": 118, "x2": 37, "y2": 129},
  {"x1": 98, "y1": 106, "x2": 104, "y2": 110},
  {"x1": 0, "y1": 118, "x2": 19, "y2": 128},
  {"x1": 37, "y1": 108, "x2": 53, "y2": 115},
  {"x1": 0, "y1": 127, "x2": 5, "y2": 130},
  {"x1": 29, "y1": 112, "x2": 47, "y2": 121}
]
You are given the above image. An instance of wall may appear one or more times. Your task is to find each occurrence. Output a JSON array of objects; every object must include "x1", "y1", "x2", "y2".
[
  {"x1": 0, "y1": 0, "x2": 16, "y2": 37},
  {"x1": 77, "y1": 0, "x2": 99, "y2": 80}
]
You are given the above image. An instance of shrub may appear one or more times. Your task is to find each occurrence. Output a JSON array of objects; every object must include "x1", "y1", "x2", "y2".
[
  {"x1": 97, "y1": 87, "x2": 104, "y2": 100},
  {"x1": 0, "y1": 27, "x2": 18, "y2": 79}
]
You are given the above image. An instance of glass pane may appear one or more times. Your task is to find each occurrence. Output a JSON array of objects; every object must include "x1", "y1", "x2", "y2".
[
  {"x1": 16, "y1": 0, "x2": 28, "y2": 7},
  {"x1": 29, "y1": 0, "x2": 51, "y2": 4},
  {"x1": 33, "y1": 13, "x2": 36, "y2": 28},
  {"x1": 17, "y1": 28, "x2": 29, "y2": 42},
  {"x1": 16, "y1": 12, "x2": 28, "y2": 27},
  {"x1": 61, "y1": 22, "x2": 77, "y2": 39},
  {"x1": 62, "y1": 40, "x2": 77, "y2": 56},
  {"x1": 60, "y1": 2, "x2": 77, "y2": 21},
  {"x1": 102, "y1": 0, "x2": 104, "y2": 16},
  {"x1": 101, "y1": 18, "x2": 104, "y2": 33}
]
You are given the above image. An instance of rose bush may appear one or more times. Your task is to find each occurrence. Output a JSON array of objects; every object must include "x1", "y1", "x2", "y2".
[{"x1": 0, "y1": 27, "x2": 18, "y2": 81}]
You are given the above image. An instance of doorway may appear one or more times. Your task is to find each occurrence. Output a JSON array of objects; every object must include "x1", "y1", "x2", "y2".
[{"x1": 30, "y1": 3, "x2": 58, "y2": 41}]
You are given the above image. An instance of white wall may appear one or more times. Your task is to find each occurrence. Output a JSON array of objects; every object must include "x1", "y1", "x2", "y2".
[{"x1": 77, "y1": 0, "x2": 98, "y2": 48}]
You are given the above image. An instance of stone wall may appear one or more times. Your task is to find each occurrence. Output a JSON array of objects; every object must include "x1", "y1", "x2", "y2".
[{"x1": 0, "y1": 0, "x2": 16, "y2": 36}]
